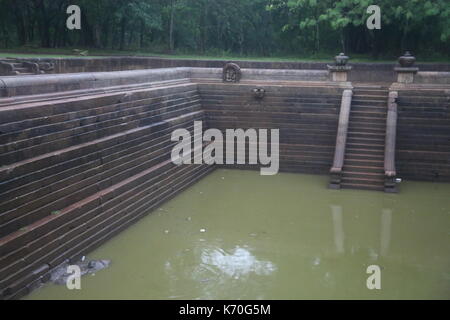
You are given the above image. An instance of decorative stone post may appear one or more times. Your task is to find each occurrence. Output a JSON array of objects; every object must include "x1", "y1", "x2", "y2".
[
  {"x1": 395, "y1": 51, "x2": 419, "y2": 84},
  {"x1": 328, "y1": 53, "x2": 352, "y2": 82},
  {"x1": 329, "y1": 89, "x2": 353, "y2": 189},
  {"x1": 384, "y1": 91, "x2": 399, "y2": 193}
]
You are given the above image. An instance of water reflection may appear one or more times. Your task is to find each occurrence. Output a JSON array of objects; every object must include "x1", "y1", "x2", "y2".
[
  {"x1": 380, "y1": 209, "x2": 392, "y2": 257},
  {"x1": 164, "y1": 244, "x2": 277, "y2": 299},
  {"x1": 329, "y1": 204, "x2": 393, "y2": 259},
  {"x1": 330, "y1": 205, "x2": 345, "y2": 254},
  {"x1": 198, "y1": 246, "x2": 277, "y2": 278}
]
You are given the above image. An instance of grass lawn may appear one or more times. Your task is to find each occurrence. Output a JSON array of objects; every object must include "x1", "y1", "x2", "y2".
[{"x1": 0, "y1": 47, "x2": 448, "y2": 63}]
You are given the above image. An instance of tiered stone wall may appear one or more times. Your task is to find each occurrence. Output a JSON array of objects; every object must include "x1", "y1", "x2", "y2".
[
  {"x1": 0, "y1": 80, "x2": 210, "y2": 299},
  {"x1": 198, "y1": 82, "x2": 348, "y2": 174},
  {"x1": 395, "y1": 86, "x2": 450, "y2": 181}
]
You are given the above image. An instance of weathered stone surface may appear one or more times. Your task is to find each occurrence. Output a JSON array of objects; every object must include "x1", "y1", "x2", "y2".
[
  {"x1": 0, "y1": 65, "x2": 449, "y2": 300},
  {"x1": 395, "y1": 67, "x2": 419, "y2": 84},
  {"x1": 2, "y1": 56, "x2": 447, "y2": 84},
  {"x1": 415, "y1": 72, "x2": 450, "y2": 85}
]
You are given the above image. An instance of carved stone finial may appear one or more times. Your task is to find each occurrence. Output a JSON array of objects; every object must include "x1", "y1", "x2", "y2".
[
  {"x1": 398, "y1": 51, "x2": 416, "y2": 68},
  {"x1": 222, "y1": 63, "x2": 241, "y2": 83},
  {"x1": 395, "y1": 51, "x2": 419, "y2": 83},
  {"x1": 327, "y1": 53, "x2": 352, "y2": 81},
  {"x1": 334, "y1": 53, "x2": 349, "y2": 66}
]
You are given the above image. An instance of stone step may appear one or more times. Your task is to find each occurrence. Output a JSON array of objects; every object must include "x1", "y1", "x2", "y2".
[
  {"x1": 349, "y1": 116, "x2": 387, "y2": 124},
  {"x1": 201, "y1": 96, "x2": 342, "y2": 104},
  {"x1": 352, "y1": 99, "x2": 386, "y2": 107},
  {"x1": 0, "y1": 92, "x2": 200, "y2": 144},
  {"x1": 0, "y1": 112, "x2": 202, "y2": 202},
  {"x1": 348, "y1": 123, "x2": 386, "y2": 132},
  {"x1": 342, "y1": 175, "x2": 384, "y2": 184},
  {"x1": 350, "y1": 110, "x2": 387, "y2": 119},
  {"x1": 0, "y1": 109, "x2": 203, "y2": 189},
  {"x1": 0, "y1": 98, "x2": 201, "y2": 156},
  {"x1": 0, "y1": 117, "x2": 198, "y2": 206},
  {"x1": 343, "y1": 164, "x2": 384, "y2": 174},
  {"x1": 351, "y1": 105, "x2": 387, "y2": 112},
  {"x1": 347, "y1": 131, "x2": 386, "y2": 139},
  {"x1": 347, "y1": 136, "x2": 385, "y2": 145},
  {"x1": 0, "y1": 141, "x2": 182, "y2": 237},
  {"x1": 0, "y1": 107, "x2": 202, "y2": 166},
  {"x1": 346, "y1": 147, "x2": 385, "y2": 156},
  {"x1": 341, "y1": 182, "x2": 384, "y2": 191},
  {"x1": 352, "y1": 94, "x2": 388, "y2": 100},
  {"x1": 344, "y1": 158, "x2": 384, "y2": 167},
  {"x1": 341, "y1": 171, "x2": 385, "y2": 180},
  {"x1": 0, "y1": 83, "x2": 198, "y2": 125},
  {"x1": 344, "y1": 152, "x2": 384, "y2": 161},
  {"x1": 0, "y1": 88, "x2": 199, "y2": 132},
  {"x1": 0, "y1": 135, "x2": 177, "y2": 223},
  {"x1": 353, "y1": 89, "x2": 389, "y2": 96},
  {"x1": 346, "y1": 142, "x2": 385, "y2": 151}
]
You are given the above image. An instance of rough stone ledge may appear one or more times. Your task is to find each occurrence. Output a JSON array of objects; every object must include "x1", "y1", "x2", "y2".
[{"x1": 0, "y1": 67, "x2": 352, "y2": 99}]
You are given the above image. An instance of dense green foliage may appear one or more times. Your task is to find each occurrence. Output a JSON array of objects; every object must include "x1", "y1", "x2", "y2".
[{"x1": 0, "y1": 0, "x2": 448, "y2": 59}]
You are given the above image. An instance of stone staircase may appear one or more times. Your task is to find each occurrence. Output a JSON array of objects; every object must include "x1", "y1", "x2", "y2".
[{"x1": 341, "y1": 84, "x2": 389, "y2": 191}]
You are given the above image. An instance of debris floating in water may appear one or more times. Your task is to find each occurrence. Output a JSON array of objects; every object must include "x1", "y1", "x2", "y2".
[
  {"x1": 164, "y1": 230, "x2": 170, "y2": 234},
  {"x1": 312, "y1": 257, "x2": 321, "y2": 266}
]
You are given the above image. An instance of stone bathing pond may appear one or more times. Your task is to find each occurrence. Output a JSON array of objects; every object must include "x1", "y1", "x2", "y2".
[{"x1": 0, "y1": 56, "x2": 449, "y2": 300}]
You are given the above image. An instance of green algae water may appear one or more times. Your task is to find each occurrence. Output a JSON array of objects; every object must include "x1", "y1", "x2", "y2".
[{"x1": 25, "y1": 169, "x2": 450, "y2": 300}]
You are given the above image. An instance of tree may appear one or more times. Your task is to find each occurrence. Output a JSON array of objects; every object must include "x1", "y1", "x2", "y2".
[{"x1": 0, "y1": 0, "x2": 447, "y2": 59}]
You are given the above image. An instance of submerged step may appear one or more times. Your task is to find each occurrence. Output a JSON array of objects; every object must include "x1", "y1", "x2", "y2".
[
  {"x1": 344, "y1": 158, "x2": 384, "y2": 167},
  {"x1": 343, "y1": 164, "x2": 384, "y2": 174},
  {"x1": 341, "y1": 176, "x2": 384, "y2": 185},
  {"x1": 341, "y1": 171, "x2": 385, "y2": 180},
  {"x1": 345, "y1": 148, "x2": 384, "y2": 156},
  {"x1": 341, "y1": 182, "x2": 384, "y2": 191}
]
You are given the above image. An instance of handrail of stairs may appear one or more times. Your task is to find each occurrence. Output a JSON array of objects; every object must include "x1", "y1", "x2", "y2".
[
  {"x1": 384, "y1": 91, "x2": 398, "y2": 193},
  {"x1": 329, "y1": 89, "x2": 353, "y2": 189}
]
